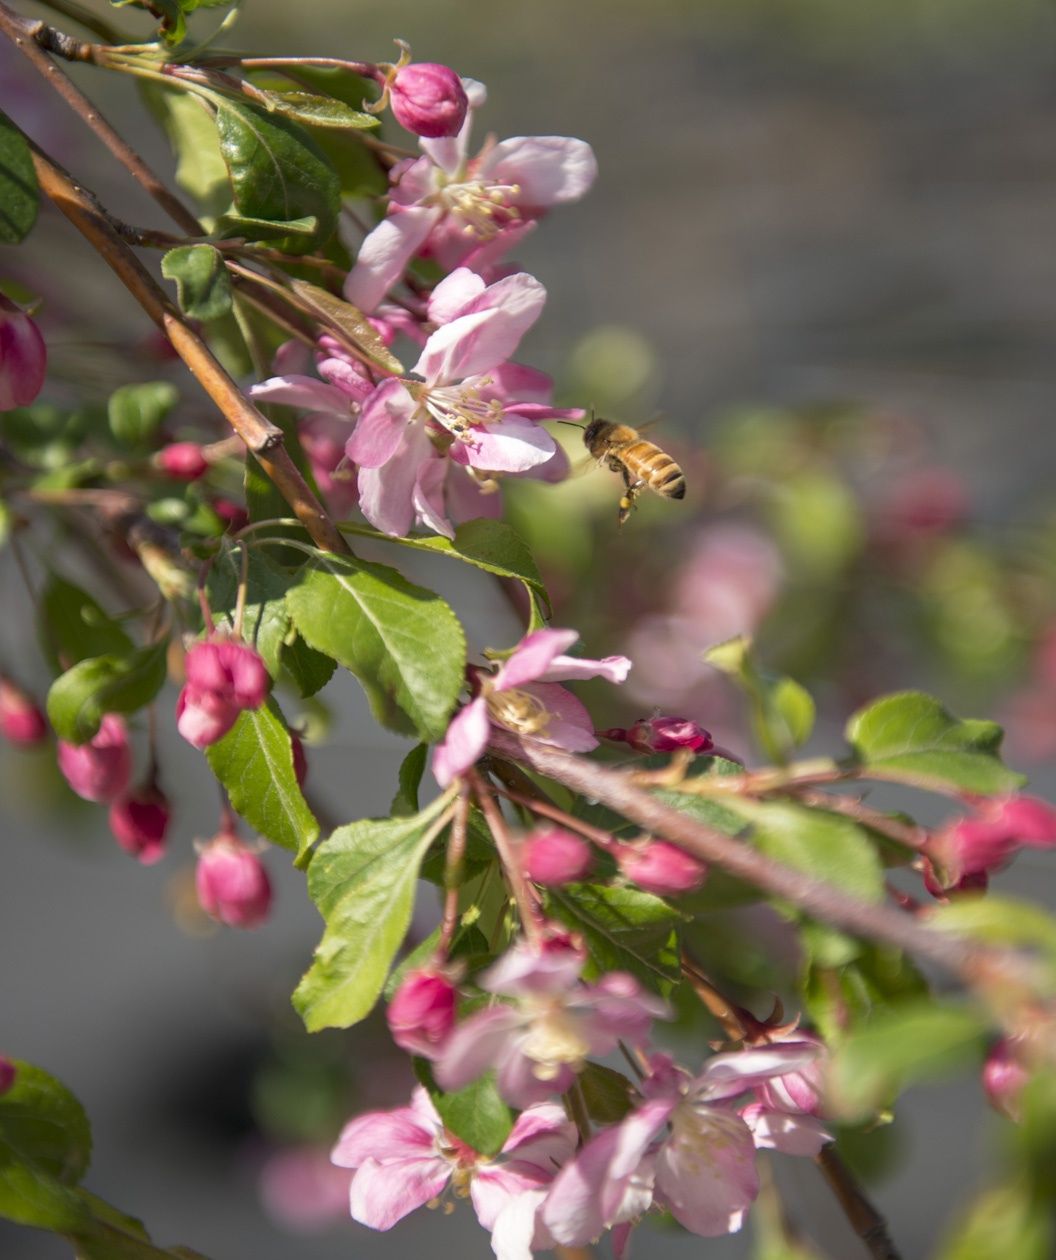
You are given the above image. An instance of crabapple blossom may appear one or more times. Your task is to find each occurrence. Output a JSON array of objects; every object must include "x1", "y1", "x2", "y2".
[
  {"x1": 176, "y1": 638, "x2": 270, "y2": 750},
  {"x1": 108, "y1": 784, "x2": 170, "y2": 865},
  {"x1": 258, "y1": 1144, "x2": 353, "y2": 1233},
  {"x1": 434, "y1": 940, "x2": 667, "y2": 1107},
  {"x1": 195, "y1": 832, "x2": 273, "y2": 928},
  {"x1": 0, "y1": 677, "x2": 47, "y2": 745},
  {"x1": 524, "y1": 827, "x2": 593, "y2": 887},
  {"x1": 617, "y1": 839, "x2": 707, "y2": 895},
  {"x1": 331, "y1": 1086, "x2": 576, "y2": 1259},
  {"x1": 57, "y1": 713, "x2": 132, "y2": 803},
  {"x1": 0, "y1": 293, "x2": 46, "y2": 411},
  {"x1": 388, "y1": 62, "x2": 468, "y2": 138},
  {"x1": 432, "y1": 627, "x2": 630, "y2": 786},
  {"x1": 386, "y1": 968, "x2": 457, "y2": 1058}
]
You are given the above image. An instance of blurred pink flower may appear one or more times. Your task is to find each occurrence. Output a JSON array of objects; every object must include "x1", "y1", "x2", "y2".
[
  {"x1": 57, "y1": 713, "x2": 132, "y2": 803},
  {"x1": 259, "y1": 1144, "x2": 352, "y2": 1232}
]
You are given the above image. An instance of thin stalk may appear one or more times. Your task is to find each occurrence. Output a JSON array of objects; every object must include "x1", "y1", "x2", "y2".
[
  {"x1": 438, "y1": 788, "x2": 470, "y2": 956},
  {"x1": 816, "y1": 1145, "x2": 902, "y2": 1260},
  {"x1": 469, "y1": 769, "x2": 544, "y2": 948}
]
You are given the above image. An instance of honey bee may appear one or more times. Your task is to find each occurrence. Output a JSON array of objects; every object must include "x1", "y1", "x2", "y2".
[{"x1": 583, "y1": 417, "x2": 686, "y2": 526}]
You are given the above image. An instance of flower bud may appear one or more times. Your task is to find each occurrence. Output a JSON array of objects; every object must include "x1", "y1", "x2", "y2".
[
  {"x1": 924, "y1": 793, "x2": 1056, "y2": 890},
  {"x1": 982, "y1": 1037, "x2": 1029, "y2": 1121},
  {"x1": 0, "y1": 677, "x2": 47, "y2": 746},
  {"x1": 0, "y1": 1057, "x2": 15, "y2": 1096},
  {"x1": 623, "y1": 716, "x2": 714, "y2": 755},
  {"x1": 524, "y1": 827, "x2": 593, "y2": 886},
  {"x1": 386, "y1": 969, "x2": 457, "y2": 1057},
  {"x1": 389, "y1": 63, "x2": 468, "y2": 138},
  {"x1": 177, "y1": 638, "x2": 270, "y2": 749},
  {"x1": 157, "y1": 441, "x2": 209, "y2": 481},
  {"x1": 617, "y1": 840, "x2": 706, "y2": 895},
  {"x1": 0, "y1": 294, "x2": 46, "y2": 412},
  {"x1": 212, "y1": 498, "x2": 249, "y2": 533},
  {"x1": 196, "y1": 833, "x2": 273, "y2": 928},
  {"x1": 108, "y1": 784, "x2": 170, "y2": 865},
  {"x1": 756, "y1": 1032, "x2": 827, "y2": 1116},
  {"x1": 57, "y1": 713, "x2": 132, "y2": 803},
  {"x1": 291, "y1": 733, "x2": 308, "y2": 788}
]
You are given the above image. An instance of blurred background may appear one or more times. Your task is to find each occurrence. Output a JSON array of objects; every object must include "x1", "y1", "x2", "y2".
[{"x1": 4, "y1": 0, "x2": 1056, "y2": 1255}]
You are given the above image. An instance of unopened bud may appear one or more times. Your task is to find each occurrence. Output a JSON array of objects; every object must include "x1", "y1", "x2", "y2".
[
  {"x1": 212, "y1": 498, "x2": 249, "y2": 534},
  {"x1": 982, "y1": 1037, "x2": 1029, "y2": 1122},
  {"x1": 0, "y1": 294, "x2": 46, "y2": 411},
  {"x1": 924, "y1": 793, "x2": 1056, "y2": 890},
  {"x1": 617, "y1": 840, "x2": 706, "y2": 895},
  {"x1": 196, "y1": 832, "x2": 273, "y2": 928},
  {"x1": 57, "y1": 713, "x2": 132, "y2": 803},
  {"x1": 524, "y1": 827, "x2": 593, "y2": 887},
  {"x1": 389, "y1": 63, "x2": 468, "y2": 138},
  {"x1": 0, "y1": 1057, "x2": 15, "y2": 1096},
  {"x1": 157, "y1": 441, "x2": 209, "y2": 481},
  {"x1": 177, "y1": 638, "x2": 270, "y2": 749},
  {"x1": 108, "y1": 784, "x2": 170, "y2": 865},
  {"x1": 621, "y1": 716, "x2": 714, "y2": 755},
  {"x1": 387, "y1": 969, "x2": 457, "y2": 1057},
  {"x1": 756, "y1": 1032, "x2": 827, "y2": 1116},
  {"x1": 0, "y1": 677, "x2": 47, "y2": 746}
]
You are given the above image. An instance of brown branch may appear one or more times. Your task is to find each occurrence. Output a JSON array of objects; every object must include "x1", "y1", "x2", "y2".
[
  {"x1": 816, "y1": 1145, "x2": 902, "y2": 1260},
  {"x1": 0, "y1": 2, "x2": 204, "y2": 236},
  {"x1": 469, "y1": 769, "x2": 544, "y2": 947},
  {"x1": 487, "y1": 732, "x2": 1050, "y2": 1010},
  {"x1": 28, "y1": 144, "x2": 350, "y2": 555}
]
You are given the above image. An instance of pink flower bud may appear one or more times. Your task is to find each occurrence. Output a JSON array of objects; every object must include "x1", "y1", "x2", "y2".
[
  {"x1": 157, "y1": 441, "x2": 209, "y2": 481},
  {"x1": 924, "y1": 793, "x2": 1056, "y2": 890},
  {"x1": 617, "y1": 840, "x2": 707, "y2": 895},
  {"x1": 57, "y1": 713, "x2": 132, "y2": 803},
  {"x1": 0, "y1": 294, "x2": 46, "y2": 411},
  {"x1": 212, "y1": 498, "x2": 249, "y2": 533},
  {"x1": 0, "y1": 1057, "x2": 16, "y2": 1096},
  {"x1": 196, "y1": 833, "x2": 273, "y2": 928},
  {"x1": 623, "y1": 716, "x2": 714, "y2": 755},
  {"x1": 0, "y1": 677, "x2": 47, "y2": 746},
  {"x1": 756, "y1": 1032, "x2": 827, "y2": 1116},
  {"x1": 108, "y1": 784, "x2": 170, "y2": 865},
  {"x1": 389, "y1": 63, "x2": 468, "y2": 138},
  {"x1": 177, "y1": 639, "x2": 270, "y2": 749},
  {"x1": 982, "y1": 1037, "x2": 1029, "y2": 1121},
  {"x1": 386, "y1": 969, "x2": 457, "y2": 1057},
  {"x1": 524, "y1": 827, "x2": 593, "y2": 886}
]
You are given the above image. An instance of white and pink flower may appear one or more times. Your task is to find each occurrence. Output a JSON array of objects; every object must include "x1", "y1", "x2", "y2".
[{"x1": 432, "y1": 627, "x2": 630, "y2": 786}]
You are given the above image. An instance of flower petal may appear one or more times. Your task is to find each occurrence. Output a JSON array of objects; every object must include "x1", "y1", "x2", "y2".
[
  {"x1": 413, "y1": 456, "x2": 454, "y2": 539},
  {"x1": 344, "y1": 206, "x2": 439, "y2": 312},
  {"x1": 481, "y1": 940, "x2": 583, "y2": 996},
  {"x1": 471, "y1": 1165, "x2": 546, "y2": 1232},
  {"x1": 740, "y1": 1103, "x2": 832, "y2": 1157},
  {"x1": 248, "y1": 375, "x2": 352, "y2": 415},
  {"x1": 349, "y1": 1155, "x2": 450, "y2": 1230},
  {"x1": 432, "y1": 696, "x2": 491, "y2": 787},
  {"x1": 480, "y1": 137, "x2": 598, "y2": 207},
  {"x1": 696, "y1": 1044, "x2": 823, "y2": 1102},
  {"x1": 501, "y1": 1103, "x2": 577, "y2": 1170},
  {"x1": 654, "y1": 1110, "x2": 757, "y2": 1237},
  {"x1": 447, "y1": 464, "x2": 504, "y2": 524},
  {"x1": 317, "y1": 356, "x2": 374, "y2": 404},
  {"x1": 345, "y1": 379, "x2": 415, "y2": 468},
  {"x1": 331, "y1": 1103, "x2": 434, "y2": 1168},
  {"x1": 482, "y1": 361, "x2": 554, "y2": 405},
  {"x1": 428, "y1": 267, "x2": 487, "y2": 325},
  {"x1": 497, "y1": 1046, "x2": 572, "y2": 1108},
  {"x1": 433, "y1": 1003, "x2": 522, "y2": 1092},
  {"x1": 461, "y1": 416, "x2": 557, "y2": 473},
  {"x1": 524, "y1": 682, "x2": 599, "y2": 753},
  {"x1": 492, "y1": 629, "x2": 580, "y2": 692},
  {"x1": 541, "y1": 653, "x2": 632, "y2": 685},
  {"x1": 488, "y1": 1186, "x2": 550, "y2": 1260}
]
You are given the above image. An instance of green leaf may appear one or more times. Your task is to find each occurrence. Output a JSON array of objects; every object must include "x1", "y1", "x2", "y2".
[
  {"x1": 161, "y1": 245, "x2": 233, "y2": 322},
  {"x1": 929, "y1": 895, "x2": 1056, "y2": 964},
  {"x1": 762, "y1": 674, "x2": 816, "y2": 751},
  {"x1": 548, "y1": 883, "x2": 682, "y2": 990},
  {"x1": 259, "y1": 92, "x2": 379, "y2": 130},
  {"x1": 1, "y1": 403, "x2": 88, "y2": 470},
  {"x1": 141, "y1": 85, "x2": 230, "y2": 215},
  {"x1": 214, "y1": 212, "x2": 319, "y2": 242},
  {"x1": 206, "y1": 699, "x2": 318, "y2": 856},
  {"x1": 206, "y1": 549, "x2": 292, "y2": 679},
  {"x1": 391, "y1": 743, "x2": 427, "y2": 817},
  {"x1": 0, "y1": 109, "x2": 39, "y2": 244},
  {"x1": 293, "y1": 796, "x2": 452, "y2": 1031},
  {"x1": 41, "y1": 574, "x2": 134, "y2": 670},
  {"x1": 703, "y1": 636, "x2": 815, "y2": 762},
  {"x1": 579, "y1": 1062, "x2": 635, "y2": 1125},
  {"x1": 215, "y1": 100, "x2": 340, "y2": 254},
  {"x1": 287, "y1": 279, "x2": 403, "y2": 375},
  {"x1": 286, "y1": 553, "x2": 466, "y2": 742},
  {"x1": 0, "y1": 1062, "x2": 93, "y2": 1232},
  {"x1": 802, "y1": 943, "x2": 928, "y2": 1043},
  {"x1": 846, "y1": 691, "x2": 1025, "y2": 795},
  {"x1": 827, "y1": 1001, "x2": 988, "y2": 1121},
  {"x1": 417, "y1": 1065, "x2": 513, "y2": 1158},
  {"x1": 107, "y1": 382, "x2": 179, "y2": 451},
  {"x1": 281, "y1": 635, "x2": 336, "y2": 698},
  {"x1": 47, "y1": 644, "x2": 168, "y2": 744},
  {"x1": 936, "y1": 1184, "x2": 1053, "y2": 1260}
]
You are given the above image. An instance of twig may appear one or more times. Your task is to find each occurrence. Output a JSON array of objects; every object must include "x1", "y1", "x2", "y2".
[
  {"x1": 438, "y1": 787, "x2": 470, "y2": 956},
  {"x1": 26, "y1": 142, "x2": 350, "y2": 556},
  {"x1": 469, "y1": 769, "x2": 544, "y2": 948},
  {"x1": 816, "y1": 1145, "x2": 902, "y2": 1260}
]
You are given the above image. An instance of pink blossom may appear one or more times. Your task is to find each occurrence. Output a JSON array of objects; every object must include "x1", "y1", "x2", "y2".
[
  {"x1": 389, "y1": 63, "x2": 468, "y2": 138},
  {"x1": 156, "y1": 442, "x2": 209, "y2": 481},
  {"x1": 432, "y1": 627, "x2": 631, "y2": 787},
  {"x1": 617, "y1": 840, "x2": 707, "y2": 896},
  {"x1": 176, "y1": 638, "x2": 269, "y2": 750},
  {"x1": 259, "y1": 1144, "x2": 353, "y2": 1233},
  {"x1": 387, "y1": 969, "x2": 457, "y2": 1058},
  {"x1": 108, "y1": 784, "x2": 170, "y2": 865},
  {"x1": 195, "y1": 832, "x2": 273, "y2": 928},
  {"x1": 331, "y1": 1086, "x2": 576, "y2": 1258},
  {"x1": 542, "y1": 1046, "x2": 828, "y2": 1246},
  {"x1": 0, "y1": 1057, "x2": 15, "y2": 1096},
  {"x1": 347, "y1": 269, "x2": 576, "y2": 538},
  {"x1": 923, "y1": 794, "x2": 1056, "y2": 891},
  {"x1": 0, "y1": 677, "x2": 47, "y2": 746},
  {"x1": 982, "y1": 1037, "x2": 1029, "y2": 1122},
  {"x1": 0, "y1": 293, "x2": 46, "y2": 411},
  {"x1": 57, "y1": 713, "x2": 132, "y2": 803},
  {"x1": 345, "y1": 81, "x2": 596, "y2": 309},
  {"x1": 524, "y1": 828, "x2": 593, "y2": 887},
  {"x1": 434, "y1": 940, "x2": 667, "y2": 1107}
]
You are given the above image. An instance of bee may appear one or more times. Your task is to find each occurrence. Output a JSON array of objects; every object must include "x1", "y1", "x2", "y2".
[{"x1": 583, "y1": 417, "x2": 686, "y2": 527}]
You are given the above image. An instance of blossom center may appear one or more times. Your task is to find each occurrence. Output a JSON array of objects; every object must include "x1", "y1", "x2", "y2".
[
  {"x1": 415, "y1": 380, "x2": 503, "y2": 444},
  {"x1": 520, "y1": 1002, "x2": 591, "y2": 1079},
  {"x1": 484, "y1": 686, "x2": 551, "y2": 737},
  {"x1": 432, "y1": 176, "x2": 521, "y2": 238}
]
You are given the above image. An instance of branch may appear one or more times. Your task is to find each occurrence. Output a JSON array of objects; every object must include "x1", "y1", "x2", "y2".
[
  {"x1": 816, "y1": 1145, "x2": 902, "y2": 1260},
  {"x1": 27, "y1": 142, "x2": 350, "y2": 556}
]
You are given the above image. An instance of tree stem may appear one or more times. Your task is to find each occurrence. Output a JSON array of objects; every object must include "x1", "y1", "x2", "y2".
[{"x1": 816, "y1": 1145, "x2": 902, "y2": 1260}]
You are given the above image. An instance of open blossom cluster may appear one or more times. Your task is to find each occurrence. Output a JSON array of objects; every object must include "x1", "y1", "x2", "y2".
[{"x1": 333, "y1": 939, "x2": 830, "y2": 1258}]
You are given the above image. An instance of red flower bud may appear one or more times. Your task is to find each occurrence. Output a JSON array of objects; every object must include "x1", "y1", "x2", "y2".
[
  {"x1": 108, "y1": 784, "x2": 170, "y2": 865},
  {"x1": 617, "y1": 840, "x2": 706, "y2": 895},
  {"x1": 196, "y1": 832, "x2": 273, "y2": 928},
  {"x1": 0, "y1": 294, "x2": 46, "y2": 411},
  {"x1": 212, "y1": 498, "x2": 249, "y2": 534},
  {"x1": 0, "y1": 1057, "x2": 16, "y2": 1096},
  {"x1": 157, "y1": 441, "x2": 209, "y2": 481},
  {"x1": 623, "y1": 716, "x2": 714, "y2": 755},
  {"x1": 523, "y1": 827, "x2": 593, "y2": 887},
  {"x1": 177, "y1": 639, "x2": 270, "y2": 749},
  {"x1": 982, "y1": 1037, "x2": 1029, "y2": 1121},
  {"x1": 924, "y1": 793, "x2": 1056, "y2": 890},
  {"x1": 389, "y1": 63, "x2": 468, "y2": 138},
  {"x1": 57, "y1": 713, "x2": 132, "y2": 803},
  {"x1": 0, "y1": 677, "x2": 47, "y2": 746},
  {"x1": 386, "y1": 969, "x2": 457, "y2": 1057}
]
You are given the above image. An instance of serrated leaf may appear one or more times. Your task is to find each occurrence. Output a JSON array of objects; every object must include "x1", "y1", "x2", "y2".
[
  {"x1": 827, "y1": 1001, "x2": 987, "y2": 1121},
  {"x1": 259, "y1": 91, "x2": 379, "y2": 130},
  {"x1": 215, "y1": 100, "x2": 340, "y2": 254},
  {"x1": 206, "y1": 698, "x2": 318, "y2": 856},
  {"x1": 293, "y1": 797, "x2": 451, "y2": 1031},
  {"x1": 161, "y1": 245, "x2": 233, "y2": 322},
  {"x1": 141, "y1": 85, "x2": 230, "y2": 214},
  {"x1": 286, "y1": 553, "x2": 466, "y2": 742},
  {"x1": 206, "y1": 549, "x2": 292, "y2": 679},
  {"x1": 287, "y1": 279, "x2": 402, "y2": 374},
  {"x1": 846, "y1": 691, "x2": 1024, "y2": 795},
  {"x1": 0, "y1": 109, "x2": 39, "y2": 244},
  {"x1": 41, "y1": 574, "x2": 134, "y2": 671},
  {"x1": 47, "y1": 644, "x2": 168, "y2": 744},
  {"x1": 548, "y1": 883, "x2": 682, "y2": 991},
  {"x1": 391, "y1": 743, "x2": 427, "y2": 817},
  {"x1": 417, "y1": 1064, "x2": 513, "y2": 1158},
  {"x1": 108, "y1": 382, "x2": 178, "y2": 451}
]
